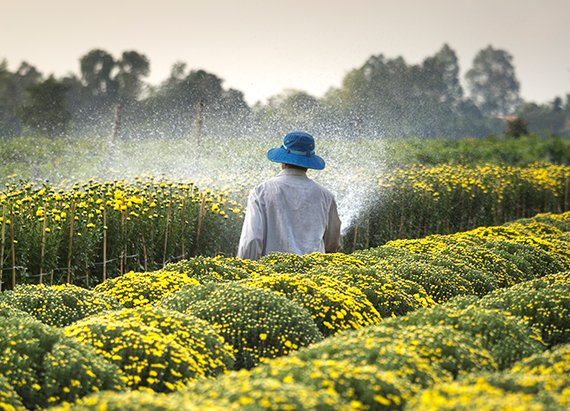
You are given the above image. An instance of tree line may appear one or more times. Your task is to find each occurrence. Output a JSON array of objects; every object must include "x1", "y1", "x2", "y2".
[{"x1": 1, "y1": 44, "x2": 569, "y2": 140}]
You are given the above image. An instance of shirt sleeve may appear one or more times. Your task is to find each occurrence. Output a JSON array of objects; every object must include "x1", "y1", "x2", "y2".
[
  {"x1": 323, "y1": 196, "x2": 342, "y2": 253},
  {"x1": 237, "y1": 189, "x2": 266, "y2": 260}
]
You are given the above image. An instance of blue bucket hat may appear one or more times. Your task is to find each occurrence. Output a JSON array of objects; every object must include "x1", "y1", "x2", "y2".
[{"x1": 267, "y1": 131, "x2": 325, "y2": 170}]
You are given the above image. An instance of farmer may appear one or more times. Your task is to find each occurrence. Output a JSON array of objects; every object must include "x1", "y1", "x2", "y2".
[{"x1": 237, "y1": 131, "x2": 342, "y2": 260}]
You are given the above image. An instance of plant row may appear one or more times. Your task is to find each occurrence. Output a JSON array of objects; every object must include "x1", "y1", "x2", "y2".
[
  {"x1": 0, "y1": 211, "x2": 568, "y2": 409},
  {"x1": 0, "y1": 178, "x2": 243, "y2": 289},
  {"x1": 347, "y1": 162, "x2": 570, "y2": 249}
]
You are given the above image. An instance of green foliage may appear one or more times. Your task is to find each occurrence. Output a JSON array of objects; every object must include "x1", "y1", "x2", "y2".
[
  {"x1": 19, "y1": 76, "x2": 71, "y2": 138},
  {"x1": 401, "y1": 304, "x2": 544, "y2": 369},
  {"x1": 159, "y1": 282, "x2": 323, "y2": 369},
  {"x1": 0, "y1": 374, "x2": 25, "y2": 410},
  {"x1": 306, "y1": 265, "x2": 435, "y2": 318},
  {"x1": 181, "y1": 370, "x2": 356, "y2": 411},
  {"x1": 248, "y1": 355, "x2": 417, "y2": 410},
  {"x1": 0, "y1": 283, "x2": 119, "y2": 327},
  {"x1": 0, "y1": 315, "x2": 124, "y2": 410},
  {"x1": 163, "y1": 255, "x2": 255, "y2": 282},
  {"x1": 49, "y1": 390, "x2": 226, "y2": 411},
  {"x1": 510, "y1": 343, "x2": 570, "y2": 377},
  {"x1": 241, "y1": 272, "x2": 381, "y2": 336},
  {"x1": 504, "y1": 117, "x2": 529, "y2": 139},
  {"x1": 64, "y1": 306, "x2": 233, "y2": 391},
  {"x1": 93, "y1": 270, "x2": 199, "y2": 308},
  {"x1": 259, "y1": 251, "x2": 366, "y2": 274},
  {"x1": 477, "y1": 271, "x2": 570, "y2": 346},
  {"x1": 406, "y1": 377, "x2": 561, "y2": 411}
]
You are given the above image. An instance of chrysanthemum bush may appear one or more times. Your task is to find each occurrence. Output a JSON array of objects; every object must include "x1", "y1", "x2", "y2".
[
  {"x1": 401, "y1": 303, "x2": 545, "y2": 369},
  {"x1": 49, "y1": 389, "x2": 231, "y2": 411},
  {"x1": 64, "y1": 306, "x2": 233, "y2": 392},
  {"x1": 477, "y1": 271, "x2": 570, "y2": 346},
  {"x1": 258, "y1": 251, "x2": 366, "y2": 274},
  {"x1": 93, "y1": 269, "x2": 199, "y2": 308},
  {"x1": 386, "y1": 235, "x2": 528, "y2": 289},
  {"x1": 0, "y1": 374, "x2": 25, "y2": 411},
  {"x1": 0, "y1": 315, "x2": 124, "y2": 410},
  {"x1": 247, "y1": 355, "x2": 417, "y2": 411},
  {"x1": 240, "y1": 272, "x2": 381, "y2": 336},
  {"x1": 409, "y1": 345, "x2": 570, "y2": 411},
  {"x1": 179, "y1": 369, "x2": 360, "y2": 411},
  {"x1": 306, "y1": 265, "x2": 435, "y2": 318},
  {"x1": 405, "y1": 377, "x2": 556, "y2": 411},
  {"x1": 159, "y1": 282, "x2": 323, "y2": 369},
  {"x1": 0, "y1": 283, "x2": 119, "y2": 327},
  {"x1": 162, "y1": 255, "x2": 256, "y2": 283},
  {"x1": 0, "y1": 301, "x2": 30, "y2": 319}
]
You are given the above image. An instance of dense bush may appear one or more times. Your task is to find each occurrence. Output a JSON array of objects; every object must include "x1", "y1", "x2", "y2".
[
  {"x1": 180, "y1": 369, "x2": 357, "y2": 411},
  {"x1": 0, "y1": 283, "x2": 119, "y2": 326},
  {"x1": 93, "y1": 270, "x2": 199, "y2": 307},
  {"x1": 401, "y1": 304, "x2": 544, "y2": 369},
  {"x1": 0, "y1": 374, "x2": 25, "y2": 410},
  {"x1": 241, "y1": 272, "x2": 381, "y2": 336},
  {"x1": 162, "y1": 256, "x2": 256, "y2": 282},
  {"x1": 258, "y1": 251, "x2": 366, "y2": 274},
  {"x1": 64, "y1": 306, "x2": 233, "y2": 391},
  {"x1": 49, "y1": 390, "x2": 229, "y2": 411},
  {"x1": 160, "y1": 282, "x2": 323, "y2": 369},
  {"x1": 0, "y1": 315, "x2": 124, "y2": 409},
  {"x1": 477, "y1": 271, "x2": 570, "y2": 346},
  {"x1": 248, "y1": 355, "x2": 416, "y2": 410},
  {"x1": 305, "y1": 265, "x2": 435, "y2": 317}
]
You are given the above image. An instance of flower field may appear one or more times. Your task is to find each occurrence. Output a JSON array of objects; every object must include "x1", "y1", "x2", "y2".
[
  {"x1": 0, "y1": 210, "x2": 569, "y2": 410},
  {"x1": 351, "y1": 162, "x2": 570, "y2": 249},
  {"x1": 0, "y1": 178, "x2": 243, "y2": 288},
  {"x1": 1, "y1": 162, "x2": 569, "y2": 288}
]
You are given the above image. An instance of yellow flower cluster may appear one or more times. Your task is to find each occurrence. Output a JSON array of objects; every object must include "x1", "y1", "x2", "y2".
[
  {"x1": 93, "y1": 270, "x2": 199, "y2": 307},
  {"x1": 159, "y1": 282, "x2": 323, "y2": 370},
  {"x1": 242, "y1": 272, "x2": 382, "y2": 336},
  {"x1": 0, "y1": 283, "x2": 119, "y2": 327},
  {"x1": 63, "y1": 306, "x2": 234, "y2": 392}
]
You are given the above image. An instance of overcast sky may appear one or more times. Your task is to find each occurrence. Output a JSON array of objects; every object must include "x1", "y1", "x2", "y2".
[{"x1": 1, "y1": 0, "x2": 569, "y2": 105}]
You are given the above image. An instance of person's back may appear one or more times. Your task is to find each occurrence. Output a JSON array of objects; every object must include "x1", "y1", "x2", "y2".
[{"x1": 237, "y1": 132, "x2": 341, "y2": 260}]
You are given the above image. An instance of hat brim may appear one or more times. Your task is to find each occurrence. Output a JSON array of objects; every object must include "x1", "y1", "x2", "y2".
[{"x1": 267, "y1": 147, "x2": 325, "y2": 170}]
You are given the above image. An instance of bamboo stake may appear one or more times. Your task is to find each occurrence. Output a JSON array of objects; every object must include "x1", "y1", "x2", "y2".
[
  {"x1": 1, "y1": 205, "x2": 6, "y2": 291},
  {"x1": 141, "y1": 233, "x2": 148, "y2": 272},
  {"x1": 180, "y1": 198, "x2": 186, "y2": 260},
  {"x1": 120, "y1": 211, "x2": 126, "y2": 275},
  {"x1": 162, "y1": 202, "x2": 172, "y2": 266},
  {"x1": 102, "y1": 204, "x2": 107, "y2": 281},
  {"x1": 66, "y1": 202, "x2": 76, "y2": 284},
  {"x1": 562, "y1": 176, "x2": 570, "y2": 211},
  {"x1": 39, "y1": 205, "x2": 47, "y2": 284},
  {"x1": 194, "y1": 193, "x2": 206, "y2": 254},
  {"x1": 10, "y1": 206, "x2": 16, "y2": 289}
]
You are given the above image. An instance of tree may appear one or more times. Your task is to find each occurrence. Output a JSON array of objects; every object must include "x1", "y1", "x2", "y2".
[
  {"x1": 465, "y1": 45, "x2": 521, "y2": 117},
  {"x1": 504, "y1": 117, "x2": 528, "y2": 139},
  {"x1": 116, "y1": 50, "x2": 150, "y2": 102},
  {"x1": 0, "y1": 60, "x2": 43, "y2": 137},
  {"x1": 19, "y1": 76, "x2": 70, "y2": 138}
]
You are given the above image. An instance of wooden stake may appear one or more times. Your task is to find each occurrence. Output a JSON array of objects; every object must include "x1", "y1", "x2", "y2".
[
  {"x1": 180, "y1": 198, "x2": 186, "y2": 260},
  {"x1": 39, "y1": 205, "x2": 47, "y2": 284},
  {"x1": 162, "y1": 202, "x2": 172, "y2": 266},
  {"x1": 102, "y1": 204, "x2": 107, "y2": 281},
  {"x1": 1, "y1": 205, "x2": 6, "y2": 291},
  {"x1": 194, "y1": 193, "x2": 206, "y2": 254},
  {"x1": 10, "y1": 206, "x2": 16, "y2": 290},
  {"x1": 66, "y1": 202, "x2": 76, "y2": 284}
]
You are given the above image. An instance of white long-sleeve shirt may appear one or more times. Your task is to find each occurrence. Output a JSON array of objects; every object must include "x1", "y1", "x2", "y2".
[{"x1": 237, "y1": 168, "x2": 342, "y2": 260}]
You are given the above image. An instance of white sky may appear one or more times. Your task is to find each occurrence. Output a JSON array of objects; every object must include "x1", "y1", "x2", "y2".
[{"x1": 1, "y1": 0, "x2": 569, "y2": 105}]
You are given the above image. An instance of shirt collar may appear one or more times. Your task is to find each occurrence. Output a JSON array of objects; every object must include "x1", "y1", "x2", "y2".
[{"x1": 277, "y1": 168, "x2": 308, "y2": 177}]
